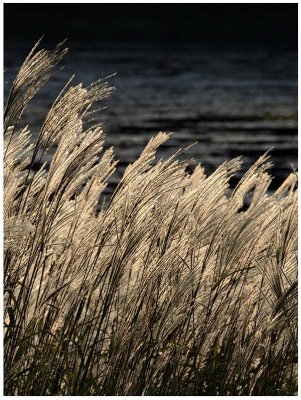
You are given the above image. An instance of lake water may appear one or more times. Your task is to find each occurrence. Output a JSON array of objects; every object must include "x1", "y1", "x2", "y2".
[{"x1": 4, "y1": 42, "x2": 297, "y2": 194}]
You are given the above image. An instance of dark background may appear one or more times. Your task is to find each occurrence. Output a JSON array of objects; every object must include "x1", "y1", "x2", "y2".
[
  {"x1": 4, "y1": 4, "x2": 298, "y2": 48},
  {"x1": 4, "y1": 4, "x2": 298, "y2": 194}
]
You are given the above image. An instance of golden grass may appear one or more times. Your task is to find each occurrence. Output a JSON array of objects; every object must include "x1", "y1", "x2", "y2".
[{"x1": 4, "y1": 42, "x2": 298, "y2": 395}]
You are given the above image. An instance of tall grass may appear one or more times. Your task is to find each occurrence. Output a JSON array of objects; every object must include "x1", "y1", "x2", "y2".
[{"x1": 4, "y1": 42, "x2": 298, "y2": 396}]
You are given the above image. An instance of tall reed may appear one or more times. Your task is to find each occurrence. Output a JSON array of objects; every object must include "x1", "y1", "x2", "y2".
[{"x1": 4, "y1": 42, "x2": 298, "y2": 395}]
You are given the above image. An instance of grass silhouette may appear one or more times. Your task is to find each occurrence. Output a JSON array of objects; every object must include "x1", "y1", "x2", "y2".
[{"x1": 4, "y1": 41, "x2": 298, "y2": 395}]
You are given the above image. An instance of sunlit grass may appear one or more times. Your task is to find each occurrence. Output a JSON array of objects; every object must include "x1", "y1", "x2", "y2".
[{"x1": 4, "y1": 41, "x2": 298, "y2": 395}]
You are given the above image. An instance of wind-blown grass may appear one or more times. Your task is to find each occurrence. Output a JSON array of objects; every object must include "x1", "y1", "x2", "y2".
[{"x1": 4, "y1": 42, "x2": 298, "y2": 396}]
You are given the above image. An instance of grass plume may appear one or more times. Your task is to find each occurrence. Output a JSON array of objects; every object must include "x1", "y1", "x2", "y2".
[{"x1": 4, "y1": 42, "x2": 298, "y2": 396}]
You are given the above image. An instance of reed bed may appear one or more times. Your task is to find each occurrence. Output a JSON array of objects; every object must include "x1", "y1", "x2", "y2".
[{"x1": 4, "y1": 42, "x2": 298, "y2": 396}]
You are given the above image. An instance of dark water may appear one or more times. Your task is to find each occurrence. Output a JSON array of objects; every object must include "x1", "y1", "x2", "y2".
[{"x1": 4, "y1": 43, "x2": 297, "y2": 193}]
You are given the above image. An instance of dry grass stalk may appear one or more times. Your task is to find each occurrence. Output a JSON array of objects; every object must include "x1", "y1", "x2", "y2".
[{"x1": 4, "y1": 42, "x2": 298, "y2": 396}]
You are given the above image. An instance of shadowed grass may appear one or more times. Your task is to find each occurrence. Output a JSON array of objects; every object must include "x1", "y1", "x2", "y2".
[{"x1": 4, "y1": 42, "x2": 298, "y2": 396}]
